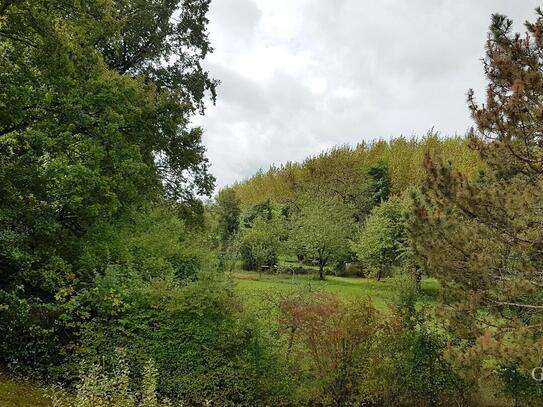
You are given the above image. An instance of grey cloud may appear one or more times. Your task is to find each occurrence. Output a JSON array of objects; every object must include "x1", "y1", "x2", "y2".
[{"x1": 212, "y1": 0, "x2": 261, "y2": 34}]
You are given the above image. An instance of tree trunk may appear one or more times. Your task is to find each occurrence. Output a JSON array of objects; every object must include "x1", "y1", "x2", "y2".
[
  {"x1": 319, "y1": 264, "x2": 325, "y2": 280},
  {"x1": 414, "y1": 268, "x2": 422, "y2": 291}
]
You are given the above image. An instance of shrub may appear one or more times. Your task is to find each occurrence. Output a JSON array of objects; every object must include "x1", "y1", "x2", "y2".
[
  {"x1": 278, "y1": 293, "x2": 380, "y2": 406},
  {"x1": 370, "y1": 282, "x2": 468, "y2": 406},
  {"x1": 0, "y1": 290, "x2": 62, "y2": 377},
  {"x1": 50, "y1": 350, "x2": 165, "y2": 407},
  {"x1": 78, "y1": 205, "x2": 215, "y2": 282},
  {"x1": 69, "y1": 270, "x2": 291, "y2": 406}
]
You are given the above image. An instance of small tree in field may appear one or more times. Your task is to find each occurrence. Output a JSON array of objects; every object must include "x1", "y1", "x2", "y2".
[
  {"x1": 290, "y1": 197, "x2": 353, "y2": 280},
  {"x1": 354, "y1": 195, "x2": 409, "y2": 281},
  {"x1": 239, "y1": 217, "x2": 280, "y2": 271}
]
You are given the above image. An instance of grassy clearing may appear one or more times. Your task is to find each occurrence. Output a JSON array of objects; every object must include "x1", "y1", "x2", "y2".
[
  {"x1": 0, "y1": 374, "x2": 51, "y2": 407},
  {"x1": 230, "y1": 271, "x2": 439, "y2": 310}
]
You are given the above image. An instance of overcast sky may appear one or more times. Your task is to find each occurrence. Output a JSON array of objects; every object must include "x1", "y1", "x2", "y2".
[{"x1": 197, "y1": 0, "x2": 541, "y2": 190}]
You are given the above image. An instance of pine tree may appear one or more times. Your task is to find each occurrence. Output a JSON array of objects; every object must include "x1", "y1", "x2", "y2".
[{"x1": 410, "y1": 9, "x2": 543, "y2": 401}]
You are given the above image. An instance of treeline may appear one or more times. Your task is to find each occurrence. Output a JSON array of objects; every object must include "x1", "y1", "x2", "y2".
[{"x1": 232, "y1": 135, "x2": 484, "y2": 209}]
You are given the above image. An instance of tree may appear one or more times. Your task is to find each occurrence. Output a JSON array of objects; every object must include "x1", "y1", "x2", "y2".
[
  {"x1": 0, "y1": 0, "x2": 216, "y2": 299},
  {"x1": 216, "y1": 188, "x2": 241, "y2": 243},
  {"x1": 239, "y1": 217, "x2": 280, "y2": 272},
  {"x1": 289, "y1": 196, "x2": 353, "y2": 280},
  {"x1": 95, "y1": 0, "x2": 218, "y2": 202},
  {"x1": 354, "y1": 196, "x2": 408, "y2": 281},
  {"x1": 366, "y1": 162, "x2": 391, "y2": 205},
  {"x1": 410, "y1": 9, "x2": 543, "y2": 401}
]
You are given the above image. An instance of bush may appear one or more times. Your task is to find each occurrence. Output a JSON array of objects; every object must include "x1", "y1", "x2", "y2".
[
  {"x1": 369, "y1": 282, "x2": 468, "y2": 406},
  {"x1": 275, "y1": 283, "x2": 467, "y2": 406},
  {"x1": 69, "y1": 270, "x2": 291, "y2": 406},
  {"x1": 0, "y1": 290, "x2": 62, "y2": 377},
  {"x1": 278, "y1": 293, "x2": 380, "y2": 406},
  {"x1": 51, "y1": 350, "x2": 164, "y2": 407},
  {"x1": 0, "y1": 204, "x2": 218, "y2": 383},
  {"x1": 78, "y1": 205, "x2": 215, "y2": 282}
]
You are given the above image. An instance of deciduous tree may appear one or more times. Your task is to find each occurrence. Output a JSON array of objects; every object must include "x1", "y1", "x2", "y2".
[
  {"x1": 289, "y1": 196, "x2": 354, "y2": 280},
  {"x1": 0, "y1": 0, "x2": 216, "y2": 299}
]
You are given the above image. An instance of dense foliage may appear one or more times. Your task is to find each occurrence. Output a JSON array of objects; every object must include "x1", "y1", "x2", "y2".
[
  {"x1": 69, "y1": 271, "x2": 289, "y2": 406},
  {"x1": 354, "y1": 195, "x2": 410, "y2": 280},
  {"x1": 0, "y1": 0, "x2": 216, "y2": 300},
  {"x1": 232, "y1": 136, "x2": 483, "y2": 210}
]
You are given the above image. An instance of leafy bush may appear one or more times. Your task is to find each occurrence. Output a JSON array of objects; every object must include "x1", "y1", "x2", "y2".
[
  {"x1": 276, "y1": 283, "x2": 467, "y2": 406},
  {"x1": 370, "y1": 282, "x2": 468, "y2": 406},
  {"x1": 68, "y1": 270, "x2": 291, "y2": 406},
  {"x1": 278, "y1": 292, "x2": 380, "y2": 405},
  {"x1": 78, "y1": 205, "x2": 215, "y2": 282},
  {"x1": 51, "y1": 350, "x2": 166, "y2": 407},
  {"x1": 0, "y1": 203, "x2": 218, "y2": 381},
  {"x1": 0, "y1": 290, "x2": 62, "y2": 376}
]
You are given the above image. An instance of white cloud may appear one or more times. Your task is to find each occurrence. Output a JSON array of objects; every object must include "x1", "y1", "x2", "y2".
[{"x1": 200, "y1": 0, "x2": 542, "y2": 190}]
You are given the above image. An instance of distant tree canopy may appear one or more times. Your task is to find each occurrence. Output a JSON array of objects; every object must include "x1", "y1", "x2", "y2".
[
  {"x1": 231, "y1": 135, "x2": 484, "y2": 210},
  {"x1": 0, "y1": 0, "x2": 216, "y2": 299}
]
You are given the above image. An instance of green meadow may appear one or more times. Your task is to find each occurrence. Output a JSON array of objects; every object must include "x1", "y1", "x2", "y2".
[{"x1": 231, "y1": 271, "x2": 440, "y2": 310}]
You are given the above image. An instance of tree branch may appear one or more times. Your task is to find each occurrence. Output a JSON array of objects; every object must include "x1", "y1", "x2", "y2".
[{"x1": 491, "y1": 300, "x2": 543, "y2": 310}]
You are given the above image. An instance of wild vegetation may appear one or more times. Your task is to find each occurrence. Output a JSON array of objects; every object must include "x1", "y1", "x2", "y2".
[{"x1": 2, "y1": 1, "x2": 543, "y2": 406}]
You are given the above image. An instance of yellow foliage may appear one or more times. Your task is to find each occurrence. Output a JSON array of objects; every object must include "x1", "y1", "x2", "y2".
[{"x1": 232, "y1": 135, "x2": 483, "y2": 209}]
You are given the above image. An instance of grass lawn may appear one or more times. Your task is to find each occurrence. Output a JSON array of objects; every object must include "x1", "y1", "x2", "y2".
[
  {"x1": 230, "y1": 270, "x2": 439, "y2": 310},
  {"x1": 0, "y1": 374, "x2": 51, "y2": 407}
]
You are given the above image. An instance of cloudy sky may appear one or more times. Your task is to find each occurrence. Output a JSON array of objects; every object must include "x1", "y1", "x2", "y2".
[{"x1": 197, "y1": 0, "x2": 541, "y2": 190}]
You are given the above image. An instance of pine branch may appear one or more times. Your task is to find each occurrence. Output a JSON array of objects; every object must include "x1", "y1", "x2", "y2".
[{"x1": 490, "y1": 300, "x2": 543, "y2": 310}]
